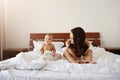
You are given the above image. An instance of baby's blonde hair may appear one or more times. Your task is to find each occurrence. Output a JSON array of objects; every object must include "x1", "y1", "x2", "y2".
[{"x1": 45, "y1": 33, "x2": 53, "y2": 38}]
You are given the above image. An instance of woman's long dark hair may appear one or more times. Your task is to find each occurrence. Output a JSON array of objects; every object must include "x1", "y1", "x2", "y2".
[{"x1": 69, "y1": 27, "x2": 88, "y2": 57}]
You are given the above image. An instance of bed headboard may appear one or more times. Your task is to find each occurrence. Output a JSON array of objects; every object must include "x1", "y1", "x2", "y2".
[{"x1": 29, "y1": 32, "x2": 100, "y2": 50}]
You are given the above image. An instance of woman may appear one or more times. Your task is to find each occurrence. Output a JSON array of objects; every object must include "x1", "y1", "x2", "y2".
[{"x1": 64, "y1": 27, "x2": 96, "y2": 64}]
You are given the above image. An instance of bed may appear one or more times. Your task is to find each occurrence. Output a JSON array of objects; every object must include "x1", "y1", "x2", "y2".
[{"x1": 0, "y1": 32, "x2": 120, "y2": 80}]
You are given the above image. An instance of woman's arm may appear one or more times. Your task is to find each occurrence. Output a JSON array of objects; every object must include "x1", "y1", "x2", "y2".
[
  {"x1": 64, "y1": 49, "x2": 78, "y2": 63},
  {"x1": 64, "y1": 39, "x2": 78, "y2": 63},
  {"x1": 84, "y1": 49, "x2": 92, "y2": 62},
  {"x1": 64, "y1": 48, "x2": 84, "y2": 63},
  {"x1": 84, "y1": 39, "x2": 93, "y2": 62},
  {"x1": 84, "y1": 49, "x2": 97, "y2": 64}
]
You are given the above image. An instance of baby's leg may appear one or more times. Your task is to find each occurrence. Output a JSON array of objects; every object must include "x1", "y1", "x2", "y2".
[
  {"x1": 54, "y1": 53, "x2": 62, "y2": 59},
  {"x1": 89, "y1": 61, "x2": 97, "y2": 64}
]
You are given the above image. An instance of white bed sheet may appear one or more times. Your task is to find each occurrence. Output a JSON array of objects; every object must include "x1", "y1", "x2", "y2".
[
  {"x1": 0, "y1": 47, "x2": 120, "y2": 80},
  {"x1": 0, "y1": 69, "x2": 120, "y2": 80}
]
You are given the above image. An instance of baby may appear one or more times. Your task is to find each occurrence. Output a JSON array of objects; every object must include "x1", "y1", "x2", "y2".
[{"x1": 40, "y1": 34, "x2": 62, "y2": 60}]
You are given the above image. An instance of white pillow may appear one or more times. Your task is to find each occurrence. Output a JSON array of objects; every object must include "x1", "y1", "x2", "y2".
[
  {"x1": 52, "y1": 42, "x2": 64, "y2": 50},
  {"x1": 33, "y1": 40, "x2": 44, "y2": 50},
  {"x1": 33, "y1": 40, "x2": 64, "y2": 53}
]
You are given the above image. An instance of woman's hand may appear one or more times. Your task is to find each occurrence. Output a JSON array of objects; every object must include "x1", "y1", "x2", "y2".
[
  {"x1": 66, "y1": 39, "x2": 71, "y2": 48},
  {"x1": 80, "y1": 60, "x2": 97, "y2": 64},
  {"x1": 74, "y1": 60, "x2": 84, "y2": 64}
]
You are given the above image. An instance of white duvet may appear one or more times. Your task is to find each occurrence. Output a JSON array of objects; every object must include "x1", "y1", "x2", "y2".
[{"x1": 0, "y1": 47, "x2": 120, "y2": 75}]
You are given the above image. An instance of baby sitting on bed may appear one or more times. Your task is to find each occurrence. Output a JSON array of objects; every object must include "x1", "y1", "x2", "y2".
[{"x1": 40, "y1": 33, "x2": 62, "y2": 61}]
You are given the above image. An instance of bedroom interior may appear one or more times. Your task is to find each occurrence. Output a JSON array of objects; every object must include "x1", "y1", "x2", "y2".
[
  {"x1": 0, "y1": 32, "x2": 120, "y2": 80},
  {"x1": 2, "y1": 32, "x2": 120, "y2": 60},
  {"x1": 0, "y1": 0, "x2": 120, "y2": 61},
  {"x1": 0, "y1": 0, "x2": 120, "y2": 80},
  {"x1": 0, "y1": 0, "x2": 120, "y2": 79}
]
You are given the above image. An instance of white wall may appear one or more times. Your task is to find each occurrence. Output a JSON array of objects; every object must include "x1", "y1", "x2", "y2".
[
  {"x1": 4, "y1": 0, "x2": 120, "y2": 48},
  {"x1": 0, "y1": 0, "x2": 2, "y2": 59}
]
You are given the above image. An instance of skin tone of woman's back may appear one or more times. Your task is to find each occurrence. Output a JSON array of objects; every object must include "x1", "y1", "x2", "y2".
[{"x1": 64, "y1": 27, "x2": 96, "y2": 64}]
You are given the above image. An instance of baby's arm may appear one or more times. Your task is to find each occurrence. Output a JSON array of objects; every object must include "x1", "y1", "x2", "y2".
[
  {"x1": 52, "y1": 44, "x2": 56, "y2": 53},
  {"x1": 40, "y1": 44, "x2": 44, "y2": 54}
]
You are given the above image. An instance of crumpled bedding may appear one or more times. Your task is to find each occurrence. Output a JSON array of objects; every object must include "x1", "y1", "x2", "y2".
[
  {"x1": 41, "y1": 50, "x2": 62, "y2": 61},
  {"x1": 0, "y1": 47, "x2": 120, "y2": 75},
  {"x1": 0, "y1": 51, "x2": 48, "y2": 70}
]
